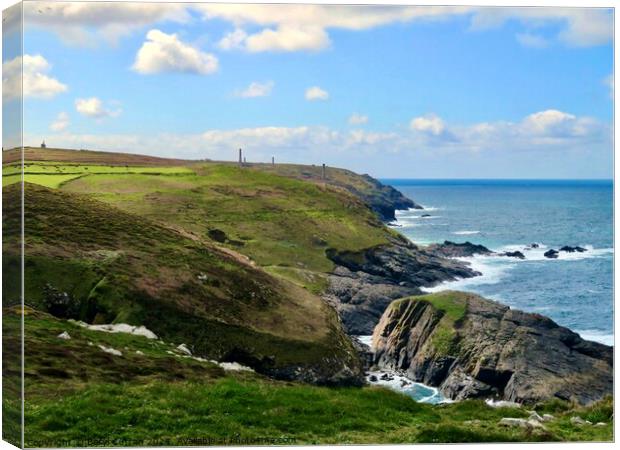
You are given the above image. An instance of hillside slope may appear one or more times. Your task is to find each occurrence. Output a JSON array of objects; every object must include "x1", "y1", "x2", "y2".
[
  {"x1": 2, "y1": 307, "x2": 611, "y2": 446},
  {"x1": 3, "y1": 183, "x2": 362, "y2": 384}
]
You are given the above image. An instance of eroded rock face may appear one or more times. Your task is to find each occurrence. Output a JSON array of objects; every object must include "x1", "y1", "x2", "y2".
[
  {"x1": 372, "y1": 291, "x2": 613, "y2": 405},
  {"x1": 323, "y1": 242, "x2": 479, "y2": 334},
  {"x1": 426, "y1": 241, "x2": 493, "y2": 258}
]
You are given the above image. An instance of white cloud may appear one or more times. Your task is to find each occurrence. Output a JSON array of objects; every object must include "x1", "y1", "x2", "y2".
[
  {"x1": 516, "y1": 32, "x2": 549, "y2": 49},
  {"x1": 20, "y1": 4, "x2": 612, "y2": 51},
  {"x1": 470, "y1": 7, "x2": 612, "y2": 48},
  {"x1": 132, "y1": 29, "x2": 219, "y2": 75},
  {"x1": 348, "y1": 113, "x2": 369, "y2": 125},
  {"x1": 520, "y1": 109, "x2": 577, "y2": 134},
  {"x1": 23, "y1": 1, "x2": 190, "y2": 46},
  {"x1": 202, "y1": 5, "x2": 469, "y2": 52},
  {"x1": 305, "y1": 86, "x2": 329, "y2": 101},
  {"x1": 75, "y1": 97, "x2": 121, "y2": 119},
  {"x1": 245, "y1": 26, "x2": 330, "y2": 52},
  {"x1": 50, "y1": 112, "x2": 70, "y2": 131},
  {"x1": 217, "y1": 28, "x2": 248, "y2": 50},
  {"x1": 410, "y1": 114, "x2": 446, "y2": 135},
  {"x1": 234, "y1": 81, "x2": 274, "y2": 98},
  {"x1": 3, "y1": 54, "x2": 67, "y2": 101},
  {"x1": 36, "y1": 109, "x2": 607, "y2": 163}
]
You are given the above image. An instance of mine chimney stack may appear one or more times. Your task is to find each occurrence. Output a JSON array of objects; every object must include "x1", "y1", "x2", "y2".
[
  {"x1": 238, "y1": 148, "x2": 242, "y2": 167},
  {"x1": 271, "y1": 156, "x2": 275, "y2": 165},
  {"x1": 322, "y1": 163, "x2": 326, "y2": 180}
]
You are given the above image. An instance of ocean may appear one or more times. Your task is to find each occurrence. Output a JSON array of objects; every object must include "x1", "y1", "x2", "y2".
[
  {"x1": 364, "y1": 179, "x2": 613, "y2": 403},
  {"x1": 386, "y1": 179, "x2": 614, "y2": 346}
]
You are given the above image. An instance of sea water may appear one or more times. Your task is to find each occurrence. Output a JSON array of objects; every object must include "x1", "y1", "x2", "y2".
[{"x1": 385, "y1": 179, "x2": 614, "y2": 346}]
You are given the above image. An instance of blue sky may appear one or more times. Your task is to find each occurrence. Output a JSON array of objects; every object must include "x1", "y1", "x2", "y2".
[{"x1": 2, "y1": 2, "x2": 614, "y2": 178}]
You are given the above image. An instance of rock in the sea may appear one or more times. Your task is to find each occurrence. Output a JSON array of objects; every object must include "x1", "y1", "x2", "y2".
[
  {"x1": 560, "y1": 246, "x2": 587, "y2": 253},
  {"x1": 421, "y1": 214, "x2": 432, "y2": 218},
  {"x1": 544, "y1": 249, "x2": 559, "y2": 259},
  {"x1": 372, "y1": 291, "x2": 613, "y2": 405},
  {"x1": 502, "y1": 251, "x2": 525, "y2": 259},
  {"x1": 528, "y1": 243, "x2": 540, "y2": 249},
  {"x1": 323, "y1": 241, "x2": 479, "y2": 334},
  {"x1": 426, "y1": 241, "x2": 493, "y2": 258}
]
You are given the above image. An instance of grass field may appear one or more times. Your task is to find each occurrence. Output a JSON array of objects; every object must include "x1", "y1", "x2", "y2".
[
  {"x1": 4, "y1": 154, "x2": 394, "y2": 278},
  {"x1": 2, "y1": 307, "x2": 611, "y2": 447},
  {"x1": 58, "y1": 163, "x2": 393, "y2": 275}
]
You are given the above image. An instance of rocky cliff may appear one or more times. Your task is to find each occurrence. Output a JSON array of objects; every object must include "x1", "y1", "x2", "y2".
[
  {"x1": 372, "y1": 291, "x2": 613, "y2": 405},
  {"x1": 323, "y1": 241, "x2": 480, "y2": 334}
]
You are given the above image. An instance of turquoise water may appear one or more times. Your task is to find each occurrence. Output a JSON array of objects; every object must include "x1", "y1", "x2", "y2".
[{"x1": 384, "y1": 179, "x2": 614, "y2": 346}]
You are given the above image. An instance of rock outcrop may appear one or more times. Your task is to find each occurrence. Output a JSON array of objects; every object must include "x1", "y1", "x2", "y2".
[
  {"x1": 426, "y1": 241, "x2": 493, "y2": 258},
  {"x1": 372, "y1": 291, "x2": 613, "y2": 405},
  {"x1": 356, "y1": 174, "x2": 422, "y2": 221},
  {"x1": 544, "y1": 249, "x2": 559, "y2": 259},
  {"x1": 323, "y1": 241, "x2": 479, "y2": 334}
]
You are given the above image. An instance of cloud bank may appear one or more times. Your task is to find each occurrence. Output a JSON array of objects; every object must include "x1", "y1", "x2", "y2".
[
  {"x1": 3, "y1": 54, "x2": 67, "y2": 101},
  {"x1": 22, "y1": 3, "x2": 613, "y2": 52},
  {"x1": 132, "y1": 29, "x2": 219, "y2": 75}
]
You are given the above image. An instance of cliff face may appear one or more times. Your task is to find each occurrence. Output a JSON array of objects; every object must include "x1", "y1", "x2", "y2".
[
  {"x1": 356, "y1": 174, "x2": 422, "y2": 221},
  {"x1": 372, "y1": 291, "x2": 613, "y2": 405},
  {"x1": 323, "y1": 241, "x2": 480, "y2": 335}
]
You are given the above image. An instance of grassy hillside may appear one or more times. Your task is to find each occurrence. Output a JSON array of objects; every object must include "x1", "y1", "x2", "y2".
[
  {"x1": 3, "y1": 183, "x2": 361, "y2": 382},
  {"x1": 3, "y1": 150, "x2": 404, "y2": 293},
  {"x1": 3, "y1": 307, "x2": 611, "y2": 447}
]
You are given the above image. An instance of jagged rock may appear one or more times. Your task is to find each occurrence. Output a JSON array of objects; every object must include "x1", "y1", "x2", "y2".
[
  {"x1": 570, "y1": 416, "x2": 592, "y2": 426},
  {"x1": 426, "y1": 241, "x2": 493, "y2": 258},
  {"x1": 486, "y1": 399, "x2": 521, "y2": 408},
  {"x1": 529, "y1": 411, "x2": 544, "y2": 422},
  {"x1": 356, "y1": 174, "x2": 422, "y2": 221},
  {"x1": 372, "y1": 291, "x2": 613, "y2": 405},
  {"x1": 560, "y1": 246, "x2": 587, "y2": 253},
  {"x1": 527, "y1": 419, "x2": 547, "y2": 429},
  {"x1": 499, "y1": 418, "x2": 529, "y2": 428},
  {"x1": 544, "y1": 249, "x2": 559, "y2": 259},
  {"x1": 542, "y1": 414, "x2": 555, "y2": 422},
  {"x1": 502, "y1": 251, "x2": 525, "y2": 259},
  {"x1": 57, "y1": 331, "x2": 71, "y2": 340},
  {"x1": 594, "y1": 422, "x2": 607, "y2": 427},
  {"x1": 528, "y1": 243, "x2": 540, "y2": 249},
  {"x1": 323, "y1": 242, "x2": 479, "y2": 334},
  {"x1": 176, "y1": 343, "x2": 192, "y2": 356}
]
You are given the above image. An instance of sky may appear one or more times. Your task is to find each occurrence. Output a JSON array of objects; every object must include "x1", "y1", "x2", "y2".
[{"x1": 1, "y1": 1, "x2": 614, "y2": 178}]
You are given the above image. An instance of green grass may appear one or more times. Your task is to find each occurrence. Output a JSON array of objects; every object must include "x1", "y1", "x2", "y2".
[
  {"x1": 6, "y1": 308, "x2": 611, "y2": 446},
  {"x1": 3, "y1": 173, "x2": 85, "y2": 188},
  {"x1": 3, "y1": 162, "x2": 195, "y2": 176},
  {"x1": 390, "y1": 292, "x2": 469, "y2": 356},
  {"x1": 3, "y1": 183, "x2": 361, "y2": 378},
  {"x1": 5, "y1": 154, "x2": 400, "y2": 293},
  {"x1": 59, "y1": 163, "x2": 391, "y2": 275}
]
